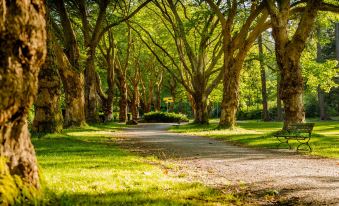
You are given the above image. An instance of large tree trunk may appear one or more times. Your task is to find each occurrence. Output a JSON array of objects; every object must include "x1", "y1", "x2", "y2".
[
  {"x1": 268, "y1": 0, "x2": 320, "y2": 128},
  {"x1": 278, "y1": 56, "x2": 305, "y2": 127},
  {"x1": 258, "y1": 34, "x2": 270, "y2": 121},
  {"x1": 33, "y1": 34, "x2": 63, "y2": 133},
  {"x1": 192, "y1": 92, "x2": 209, "y2": 124},
  {"x1": 0, "y1": 0, "x2": 46, "y2": 194},
  {"x1": 54, "y1": 43, "x2": 86, "y2": 127},
  {"x1": 219, "y1": 62, "x2": 241, "y2": 129},
  {"x1": 85, "y1": 50, "x2": 99, "y2": 122}
]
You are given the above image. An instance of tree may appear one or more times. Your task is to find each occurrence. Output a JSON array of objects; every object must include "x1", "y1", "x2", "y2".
[
  {"x1": 258, "y1": 34, "x2": 270, "y2": 121},
  {"x1": 51, "y1": 0, "x2": 86, "y2": 127},
  {"x1": 133, "y1": 0, "x2": 224, "y2": 124},
  {"x1": 0, "y1": 0, "x2": 46, "y2": 197},
  {"x1": 265, "y1": 0, "x2": 339, "y2": 127},
  {"x1": 97, "y1": 28, "x2": 116, "y2": 122},
  {"x1": 205, "y1": 0, "x2": 270, "y2": 128},
  {"x1": 33, "y1": 22, "x2": 63, "y2": 133}
]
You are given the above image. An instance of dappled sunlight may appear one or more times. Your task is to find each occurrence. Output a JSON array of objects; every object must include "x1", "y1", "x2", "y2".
[
  {"x1": 170, "y1": 121, "x2": 338, "y2": 158},
  {"x1": 32, "y1": 123, "x2": 244, "y2": 205}
]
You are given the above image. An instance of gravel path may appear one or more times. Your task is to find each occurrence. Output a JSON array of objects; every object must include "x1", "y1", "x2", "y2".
[{"x1": 116, "y1": 123, "x2": 339, "y2": 205}]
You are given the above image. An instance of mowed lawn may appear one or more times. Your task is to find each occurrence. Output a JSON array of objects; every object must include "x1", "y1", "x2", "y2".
[
  {"x1": 32, "y1": 123, "x2": 243, "y2": 205},
  {"x1": 169, "y1": 119, "x2": 339, "y2": 158}
]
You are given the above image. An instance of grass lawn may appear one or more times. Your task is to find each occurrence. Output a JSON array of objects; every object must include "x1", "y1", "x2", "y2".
[
  {"x1": 169, "y1": 119, "x2": 339, "y2": 158},
  {"x1": 32, "y1": 122, "x2": 243, "y2": 205}
]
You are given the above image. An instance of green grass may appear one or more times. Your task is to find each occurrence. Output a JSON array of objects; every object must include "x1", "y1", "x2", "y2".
[
  {"x1": 169, "y1": 119, "x2": 339, "y2": 158},
  {"x1": 32, "y1": 122, "x2": 244, "y2": 205}
]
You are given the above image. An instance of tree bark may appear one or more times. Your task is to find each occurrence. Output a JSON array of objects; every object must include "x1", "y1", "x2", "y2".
[
  {"x1": 278, "y1": 56, "x2": 305, "y2": 127},
  {"x1": 54, "y1": 43, "x2": 86, "y2": 127},
  {"x1": 131, "y1": 85, "x2": 140, "y2": 121},
  {"x1": 316, "y1": 26, "x2": 329, "y2": 120},
  {"x1": 317, "y1": 86, "x2": 328, "y2": 120},
  {"x1": 219, "y1": 62, "x2": 241, "y2": 128},
  {"x1": 258, "y1": 34, "x2": 270, "y2": 121},
  {"x1": 267, "y1": 0, "x2": 321, "y2": 128},
  {"x1": 192, "y1": 92, "x2": 209, "y2": 124},
  {"x1": 0, "y1": 0, "x2": 46, "y2": 192},
  {"x1": 54, "y1": 0, "x2": 86, "y2": 127},
  {"x1": 155, "y1": 72, "x2": 163, "y2": 111},
  {"x1": 33, "y1": 31, "x2": 63, "y2": 133},
  {"x1": 276, "y1": 74, "x2": 283, "y2": 121},
  {"x1": 116, "y1": 69, "x2": 128, "y2": 122},
  {"x1": 85, "y1": 49, "x2": 99, "y2": 122}
]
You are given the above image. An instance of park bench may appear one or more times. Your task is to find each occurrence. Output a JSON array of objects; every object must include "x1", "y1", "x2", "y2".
[{"x1": 274, "y1": 123, "x2": 315, "y2": 152}]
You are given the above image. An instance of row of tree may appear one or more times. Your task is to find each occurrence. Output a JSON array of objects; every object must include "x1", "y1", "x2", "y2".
[{"x1": 1, "y1": 0, "x2": 339, "y2": 200}]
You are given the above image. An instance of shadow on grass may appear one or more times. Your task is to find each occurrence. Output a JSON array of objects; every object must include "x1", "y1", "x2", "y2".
[{"x1": 53, "y1": 184, "x2": 237, "y2": 206}]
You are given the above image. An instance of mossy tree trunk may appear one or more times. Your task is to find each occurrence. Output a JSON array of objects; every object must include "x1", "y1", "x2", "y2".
[
  {"x1": 0, "y1": 0, "x2": 46, "y2": 191},
  {"x1": 33, "y1": 29, "x2": 63, "y2": 133}
]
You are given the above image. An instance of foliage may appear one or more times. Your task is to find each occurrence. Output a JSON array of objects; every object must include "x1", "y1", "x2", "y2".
[{"x1": 143, "y1": 112, "x2": 189, "y2": 123}]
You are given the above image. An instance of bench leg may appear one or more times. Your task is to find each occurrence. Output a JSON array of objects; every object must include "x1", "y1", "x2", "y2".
[
  {"x1": 276, "y1": 137, "x2": 291, "y2": 149},
  {"x1": 296, "y1": 137, "x2": 312, "y2": 152}
]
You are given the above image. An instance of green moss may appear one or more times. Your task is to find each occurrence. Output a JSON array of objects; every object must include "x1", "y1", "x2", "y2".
[{"x1": 0, "y1": 158, "x2": 43, "y2": 205}]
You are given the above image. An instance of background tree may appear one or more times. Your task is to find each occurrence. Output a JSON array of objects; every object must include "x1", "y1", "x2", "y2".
[
  {"x1": 33, "y1": 22, "x2": 63, "y2": 133},
  {"x1": 133, "y1": 0, "x2": 224, "y2": 124},
  {"x1": 265, "y1": 0, "x2": 339, "y2": 127}
]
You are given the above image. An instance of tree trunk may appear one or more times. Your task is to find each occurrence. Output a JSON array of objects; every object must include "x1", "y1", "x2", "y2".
[
  {"x1": 278, "y1": 58, "x2": 305, "y2": 127},
  {"x1": 192, "y1": 92, "x2": 209, "y2": 124},
  {"x1": 316, "y1": 27, "x2": 329, "y2": 120},
  {"x1": 103, "y1": 92, "x2": 114, "y2": 122},
  {"x1": 146, "y1": 89, "x2": 153, "y2": 112},
  {"x1": 131, "y1": 85, "x2": 139, "y2": 121},
  {"x1": 258, "y1": 34, "x2": 270, "y2": 121},
  {"x1": 33, "y1": 35, "x2": 63, "y2": 133},
  {"x1": 219, "y1": 63, "x2": 241, "y2": 129},
  {"x1": 85, "y1": 50, "x2": 99, "y2": 122},
  {"x1": 268, "y1": 0, "x2": 320, "y2": 128},
  {"x1": 276, "y1": 74, "x2": 283, "y2": 121},
  {"x1": 155, "y1": 89, "x2": 161, "y2": 111},
  {"x1": 0, "y1": 0, "x2": 46, "y2": 194},
  {"x1": 318, "y1": 86, "x2": 328, "y2": 120},
  {"x1": 54, "y1": 43, "x2": 86, "y2": 127},
  {"x1": 117, "y1": 71, "x2": 128, "y2": 122}
]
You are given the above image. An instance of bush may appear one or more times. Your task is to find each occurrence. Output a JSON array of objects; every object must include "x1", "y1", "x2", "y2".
[{"x1": 143, "y1": 112, "x2": 189, "y2": 123}]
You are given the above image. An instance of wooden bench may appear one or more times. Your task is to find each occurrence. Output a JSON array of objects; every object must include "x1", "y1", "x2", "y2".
[{"x1": 274, "y1": 123, "x2": 315, "y2": 152}]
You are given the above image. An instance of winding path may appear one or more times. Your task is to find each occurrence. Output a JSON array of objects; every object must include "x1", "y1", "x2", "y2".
[{"x1": 116, "y1": 123, "x2": 339, "y2": 205}]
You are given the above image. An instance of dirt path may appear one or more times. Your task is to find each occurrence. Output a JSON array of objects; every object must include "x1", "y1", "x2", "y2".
[{"x1": 115, "y1": 123, "x2": 339, "y2": 205}]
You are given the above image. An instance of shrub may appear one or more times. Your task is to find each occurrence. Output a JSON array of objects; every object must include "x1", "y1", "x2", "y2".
[{"x1": 143, "y1": 112, "x2": 189, "y2": 123}]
